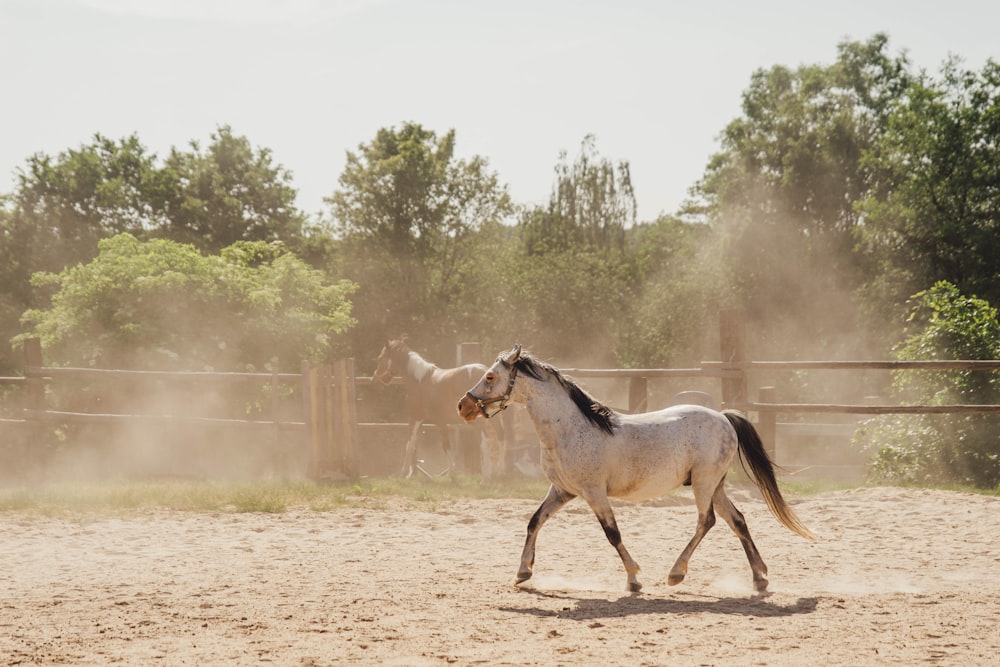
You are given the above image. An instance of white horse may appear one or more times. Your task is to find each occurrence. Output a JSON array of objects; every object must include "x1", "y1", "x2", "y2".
[{"x1": 457, "y1": 344, "x2": 813, "y2": 593}]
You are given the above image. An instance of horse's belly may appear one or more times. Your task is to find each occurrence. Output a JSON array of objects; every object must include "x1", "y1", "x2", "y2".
[{"x1": 608, "y1": 468, "x2": 689, "y2": 502}]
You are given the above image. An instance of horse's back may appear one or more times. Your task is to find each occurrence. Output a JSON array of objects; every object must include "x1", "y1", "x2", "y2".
[
  {"x1": 413, "y1": 363, "x2": 487, "y2": 423},
  {"x1": 621, "y1": 403, "x2": 731, "y2": 436}
]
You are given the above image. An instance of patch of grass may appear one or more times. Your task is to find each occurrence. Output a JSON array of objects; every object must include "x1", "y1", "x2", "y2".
[{"x1": 0, "y1": 475, "x2": 552, "y2": 516}]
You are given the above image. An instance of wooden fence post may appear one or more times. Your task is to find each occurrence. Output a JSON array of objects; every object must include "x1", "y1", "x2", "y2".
[
  {"x1": 719, "y1": 309, "x2": 747, "y2": 409},
  {"x1": 22, "y1": 337, "x2": 46, "y2": 469},
  {"x1": 320, "y1": 363, "x2": 336, "y2": 479},
  {"x1": 757, "y1": 386, "x2": 777, "y2": 460},
  {"x1": 270, "y1": 365, "x2": 283, "y2": 475},
  {"x1": 23, "y1": 337, "x2": 45, "y2": 412},
  {"x1": 456, "y1": 342, "x2": 483, "y2": 473},
  {"x1": 303, "y1": 359, "x2": 359, "y2": 482},
  {"x1": 333, "y1": 358, "x2": 359, "y2": 480},
  {"x1": 628, "y1": 377, "x2": 648, "y2": 414},
  {"x1": 302, "y1": 360, "x2": 332, "y2": 480}
]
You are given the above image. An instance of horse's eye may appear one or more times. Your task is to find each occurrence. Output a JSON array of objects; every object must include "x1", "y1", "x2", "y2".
[{"x1": 485, "y1": 372, "x2": 495, "y2": 384}]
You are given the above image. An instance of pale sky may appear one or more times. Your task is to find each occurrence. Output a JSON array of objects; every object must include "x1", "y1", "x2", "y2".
[{"x1": 1, "y1": 0, "x2": 997, "y2": 223}]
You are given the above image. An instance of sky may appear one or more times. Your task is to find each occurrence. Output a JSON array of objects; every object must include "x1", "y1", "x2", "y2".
[{"x1": 1, "y1": 0, "x2": 997, "y2": 223}]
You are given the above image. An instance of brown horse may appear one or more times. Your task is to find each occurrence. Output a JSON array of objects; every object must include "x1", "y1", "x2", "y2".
[{"x1": 374, "y1": 336, "x2": 505, "y2": 478}]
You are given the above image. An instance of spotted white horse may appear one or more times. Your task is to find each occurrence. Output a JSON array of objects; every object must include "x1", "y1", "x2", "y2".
[{"x1": 458, "y1": 345, "x2": 813, "y2": 592}]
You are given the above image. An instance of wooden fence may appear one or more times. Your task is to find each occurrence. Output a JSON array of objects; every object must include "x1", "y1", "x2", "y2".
[
  {"x1": 3, "y1": 309, "x2": 999, "y2": 481},
  {"x1": 0, "y1": 338, "x2": 359, "y2": 481}
]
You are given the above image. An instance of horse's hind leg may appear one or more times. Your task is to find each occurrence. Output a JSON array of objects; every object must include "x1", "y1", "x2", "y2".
[
  {"x1": 668, "y1": 479, "x2": 718, "y2": 586},
  {"x1": 437, "y1": 424, "x2": 455, "y2": 475},
  {"x1": 582, "y1": 489, "x2": 643, "y2": 592},
  {"x1": 401, "y1": 421, "x2": 423, "y2": 478},
  {"x1": 517, "y1": 485, "x2": 575, "y2": 585},
  {"x1": 713, "y1": 482, "x2": 769, "y2": 592}
]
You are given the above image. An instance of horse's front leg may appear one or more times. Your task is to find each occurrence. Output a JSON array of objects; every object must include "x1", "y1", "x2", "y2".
[
  {"x1": 518, "y1": 485, "x2": 575, "y2": 585},
  {"x1": 401, "y1": 420, "x2": 423, "y2": 478},
  {"x1": 437, "y1": 424, "x2": 454, "y2": 475},
  {"x1": 582, "y1": 489, "x2": 643, "y2": 592}
]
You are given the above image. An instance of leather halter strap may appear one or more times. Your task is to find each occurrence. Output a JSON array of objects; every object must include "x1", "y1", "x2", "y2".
[{"x1": 465, "y1": 364, "x2": 518, "y2": 419}]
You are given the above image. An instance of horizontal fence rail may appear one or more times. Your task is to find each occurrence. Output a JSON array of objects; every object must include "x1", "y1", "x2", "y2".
[
  {"x1": 702, "y1": 360, "x2": 1000, "y2": 371},
  {"x1": 746, "y1": 402, "x2": 1000, "y2": 415},
  {"x1": 21, "y1": 409, "x2": 305, "y2": 429},
  {"x1": 23, "y1": 366, "x2": 302, "y2": 382},
  {"x1": 703, "y1": 358, "x2": 1000, "y2": 415},
  {"x1": 560, "y1": 367, "x2": 739, "y2": 379}
]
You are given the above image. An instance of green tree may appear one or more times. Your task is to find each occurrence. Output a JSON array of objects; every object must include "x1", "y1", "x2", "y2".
[
  {"x1": 160, "y1": 125, "x2": 307, "y2": 253},
  {"x1": 694, "y1": 34, "x2": 913, "y2": 356},
  {"x1": 856, "y1": 282, "x2": 1000, "y2": 488},
  {"x1": 1, "y1": 129, "x2": 312, "y2": 372},
  {"x1": 17, "y1": 233, "x2": 356, "y2": 371},
  {"x1": 0, "y1": 134, "x2": 166, "y2": 372},
  {"x1": 5, "y1": 134, "x2": 165, "y2": 275},
  {"x1": 615, "y1": 216, "x2": 722, "y2": 367},
  {"x1": 857, "y1": 58, "x2": 1000, "y2": 313},
  {"x1": 510, "y1": 136, "x2": 639, "y2": 363},
  {"x1": 326, "y1": 122, "x2": 512, "y2": 358},
  {"x1": 0, "y1": 201, "x2": 22, "y2": 373},
  {"x1": 521, "y1": 134, "x2": 636, "y2": 255}
]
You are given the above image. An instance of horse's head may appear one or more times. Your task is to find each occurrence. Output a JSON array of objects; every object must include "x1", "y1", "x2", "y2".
[
  {"x1": 373, "y1": 336, "x2": 410, "y2": 386},
  {"x1": 458, "y1": 344, "x2": 522, "y2": 421}
]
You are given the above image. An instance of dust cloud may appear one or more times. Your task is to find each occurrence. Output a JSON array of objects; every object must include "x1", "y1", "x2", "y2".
[{"x1": 0, "y1": 201, "x2": 894, "y2": 486}]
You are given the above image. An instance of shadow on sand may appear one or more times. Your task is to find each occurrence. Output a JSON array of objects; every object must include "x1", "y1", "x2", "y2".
[{"x1": 501, "y1": 587, "x2": 820, "y2": 621}]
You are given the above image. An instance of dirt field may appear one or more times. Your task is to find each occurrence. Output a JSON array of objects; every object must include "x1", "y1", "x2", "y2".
[{"x1": 1, "y1": 486, "x2": 997, "y2": 666}]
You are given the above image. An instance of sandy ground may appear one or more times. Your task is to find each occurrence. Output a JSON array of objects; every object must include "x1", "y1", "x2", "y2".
[{"x1": 1, "y1": 486, "x2": 998, "y2": 666}]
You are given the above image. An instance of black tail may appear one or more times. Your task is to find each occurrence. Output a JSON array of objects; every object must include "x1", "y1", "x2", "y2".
[{"x1": 724, "y1": 411, "x2": 814, "y2": 540}]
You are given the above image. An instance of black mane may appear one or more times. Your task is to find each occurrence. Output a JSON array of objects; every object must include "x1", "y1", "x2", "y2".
[{"x1": 506, "y1": 350, "x2": 618, "y2": 435}]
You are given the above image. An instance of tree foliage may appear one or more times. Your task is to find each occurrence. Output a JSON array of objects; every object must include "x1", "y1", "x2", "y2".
[
  {"x1": 0, "y1": 128, "x2": 312, "y2": 372},
  {"x1": 614, "y1": 216, "x2": 722, "y2": 367},
  {"x1": 856, "y1": 282, "x2": 1000, "y2": 488},
  {"x1": 6, "y1": 134, "x2": 164, "y2": 276},
  {"x1": 326, "y1": 122, "x2": 513, "y2": 358},
  {"x1": 506, "y1": 136, "x2": 640, "y2": 363},
  {"x1": 160, "y1": 126, "x2": 307, "y2": 254},
  {"x1": 521, "y1": 134, "x2": 636, "y2": 255},
  {"x1": 17, "y1": 234, "x2": 356, "y2": 371},
  {"x1": 694, "y1": 34, "x2": 914, "y2": 356},
  {"x1": 857, "y1": 58, "x2": 1000, "y2": 311}
]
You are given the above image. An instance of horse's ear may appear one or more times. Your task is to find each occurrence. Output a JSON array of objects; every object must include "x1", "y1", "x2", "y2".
[{"x1": 508, "y1": 344, "x2": 522, "y2": 364}]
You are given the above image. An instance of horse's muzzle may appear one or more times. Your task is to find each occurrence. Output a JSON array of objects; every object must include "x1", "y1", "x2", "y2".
[{"x1": 457, "y1": 394, "x2": 480, "y2": 422}]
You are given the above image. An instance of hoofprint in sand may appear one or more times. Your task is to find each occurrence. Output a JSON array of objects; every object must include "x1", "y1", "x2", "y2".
[{"x1": 1, "y1": 487, "x2": 997, "y2": 666}]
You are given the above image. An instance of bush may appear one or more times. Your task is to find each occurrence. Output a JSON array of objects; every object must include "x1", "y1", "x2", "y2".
[
  {"x1": 16, "y1": 233, "x2": 356, "y2": 371},
  {"x1": 855, "y1": 282, "x2": 1000, "y2": 488}
]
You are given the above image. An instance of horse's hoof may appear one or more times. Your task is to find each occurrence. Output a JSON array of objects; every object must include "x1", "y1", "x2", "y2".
[
  {"x1": 754, "y1": 577, "x2": 769, "y2": 593},
  {"x1": 628, "y1": 581, "x2": 643, "y2": 593},
  {"x1": 515, "y1": 570, "x2": 532, "y2": 585},
  {"x1": 667, "y1": 573, "x2": 685, "y2": 586}
]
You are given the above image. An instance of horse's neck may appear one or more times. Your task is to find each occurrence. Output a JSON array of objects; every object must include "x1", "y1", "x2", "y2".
[
  {"x1": 404, "y1": 352, "x2": 437, "y2": 383},
  {"x1": 518, "y1": 375, "x2": 595, "y2": 445}
]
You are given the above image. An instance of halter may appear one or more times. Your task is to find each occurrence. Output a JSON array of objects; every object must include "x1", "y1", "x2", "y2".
[{"x1": 465, "y1": 364, "x2": 519, "y2": 419}]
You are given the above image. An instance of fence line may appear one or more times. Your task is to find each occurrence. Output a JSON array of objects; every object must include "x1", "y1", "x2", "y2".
[
  {"x1": 745, "y1": 403, "x2": 1000, "y2": 415},
  {"x1": 4, "y1": 310, "x2": 1000, "y2": 478}
]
